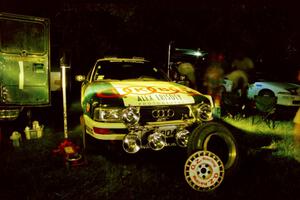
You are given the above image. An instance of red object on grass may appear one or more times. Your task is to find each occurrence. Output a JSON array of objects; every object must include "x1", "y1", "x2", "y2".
[{"x1": 52, "y1": 139, "x2": 84, "y2": 167}]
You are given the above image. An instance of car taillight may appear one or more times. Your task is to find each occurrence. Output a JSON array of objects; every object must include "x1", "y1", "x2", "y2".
[{"x1": 93, "y1": 127, "x2": 111, "y2": 134}]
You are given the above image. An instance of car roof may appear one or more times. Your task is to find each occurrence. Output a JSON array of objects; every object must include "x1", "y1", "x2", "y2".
[{"x1": 96, "y1": 57, "x2": 149, "y2": 63}]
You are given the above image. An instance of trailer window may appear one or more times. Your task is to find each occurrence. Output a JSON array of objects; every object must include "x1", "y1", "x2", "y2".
[{"x1": 0, "y1": 19, "x2": 46, "y2": 54}]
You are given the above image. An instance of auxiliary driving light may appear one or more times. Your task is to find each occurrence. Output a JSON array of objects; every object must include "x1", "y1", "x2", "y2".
[
  {"x1": 122, "y1": 106, "x2": 140, "y2": 125},
  {"x1": 195, "y1": 103, "x2": 213, "y2": 121},
  {"x1": 122, "y1": 134, "x2": 141, "y2": 153},
  {"x1": 175, "y1": 129, "x2": 190, "y2": 147},
  {"x1": 148, "y1": 132, "x2": 166, "y2": 151}
]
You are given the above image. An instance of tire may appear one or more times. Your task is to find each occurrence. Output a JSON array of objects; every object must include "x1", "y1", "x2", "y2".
[
  {"x1": 187, "y1": 121, "x2": 239, "y2": 176},
  {"x1": 80, "y1": 115, "x2": 123, "y2": 156},
  {"x1": 82, "y1": 126, "x2": 112, "y2": 155},
  {"x1": 81, "y1": 124, "x2": 97, "y2": 154},
  {"x1": 80, "y1": 116, "x2": 101, "y2": 154}
]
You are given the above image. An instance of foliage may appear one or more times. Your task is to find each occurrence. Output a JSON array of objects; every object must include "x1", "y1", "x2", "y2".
[{"x1": 223, "y1": 114, "x2": 295, "y2": 158}]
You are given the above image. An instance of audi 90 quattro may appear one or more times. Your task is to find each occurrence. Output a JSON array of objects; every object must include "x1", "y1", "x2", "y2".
[
  {"x1": 76, "y1": 57, "x2": 215, "y2": 152},
  {"x1": 76, "y1": 56, "x2": 239, "y2": 183}
]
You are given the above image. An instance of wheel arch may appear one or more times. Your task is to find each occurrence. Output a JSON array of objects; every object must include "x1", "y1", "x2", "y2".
[{"x1": 258, "y1": 89, "x2": 275, "y2": 97}]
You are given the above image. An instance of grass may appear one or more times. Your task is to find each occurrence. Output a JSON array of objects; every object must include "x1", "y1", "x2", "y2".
[
  {"x1": 1, "y1": 103, "x2": 300, "y2": 200},
  {"x1": 223, "y1": 114, "x2": 296, "y2": 158}
]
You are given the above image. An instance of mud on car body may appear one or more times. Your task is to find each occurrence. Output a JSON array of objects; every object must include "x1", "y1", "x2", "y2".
[{"x1": 76, "y1": 57, "x2": 216, "y2": 153}]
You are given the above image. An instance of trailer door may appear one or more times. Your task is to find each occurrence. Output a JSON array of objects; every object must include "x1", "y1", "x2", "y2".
[{"x1": 0, "y1": 13, "x2": 50, "y2": 106}]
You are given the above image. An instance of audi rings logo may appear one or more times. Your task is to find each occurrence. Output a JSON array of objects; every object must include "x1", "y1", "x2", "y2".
[{"x1": 152, "y1": 108, "x2": 175, "y2": 120}]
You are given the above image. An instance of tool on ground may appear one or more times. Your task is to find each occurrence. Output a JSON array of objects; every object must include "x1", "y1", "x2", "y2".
[{"x1": 53, "y1": 54, "x2": 85, "y2": 167}]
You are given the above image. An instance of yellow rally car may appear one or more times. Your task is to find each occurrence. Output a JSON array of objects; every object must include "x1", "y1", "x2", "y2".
[
  {"x1": 76, "y1": 57, "x2": 238, "y2": 174},
  {"x1": 76, "y1": 57, "x2": 239, "y2": 191},
  {"x1": 76, "y1": 57, "x2": 215, "y2": 152}
]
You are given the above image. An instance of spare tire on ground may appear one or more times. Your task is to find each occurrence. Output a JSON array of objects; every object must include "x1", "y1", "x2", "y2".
[{"x1": 187, "y1": 121, "x2": 239, "y2": 176}]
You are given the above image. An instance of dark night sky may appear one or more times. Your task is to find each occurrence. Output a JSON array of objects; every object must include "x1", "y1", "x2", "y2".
[{"x1": 1, "y1": 0, "x2": 300, "y2": 79}]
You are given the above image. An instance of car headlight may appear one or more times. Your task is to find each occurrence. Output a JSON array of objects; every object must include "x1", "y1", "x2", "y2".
[
  {"x1": 93, "y1": 107, "x2": 122, "y2": 122},
  {"x1": 193, "y1": 102, "x2": 213, "y2": 122},
  {"x1": 122, "y1": 106, "x2": 140, "y2": 125}
]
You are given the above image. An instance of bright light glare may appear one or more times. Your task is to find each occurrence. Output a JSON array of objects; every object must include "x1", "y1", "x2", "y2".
[
  {"x1": 192, "y1": 51, "x2": 203, "y2": 57},
  {"x1": 175, "y1": 48, "x2": 206, "y2": 57}
]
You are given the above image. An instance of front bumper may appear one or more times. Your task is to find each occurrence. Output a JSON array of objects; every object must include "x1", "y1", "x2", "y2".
[{"x1": 82, "y1": 114, "x2": 196, "y2": 141}]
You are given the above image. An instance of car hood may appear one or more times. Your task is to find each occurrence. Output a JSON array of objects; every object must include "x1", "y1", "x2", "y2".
[
  {"x1": 253, "y1": 81, "x2": 300, "y2": 92},
  {"x1": 83, "y1": 80, "x2": 210, "y2": 106}
]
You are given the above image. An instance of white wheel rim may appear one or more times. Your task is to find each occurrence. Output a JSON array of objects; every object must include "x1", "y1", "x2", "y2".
[{"x1": 184, "y1": 150, "x2": 225, "y2": 192}]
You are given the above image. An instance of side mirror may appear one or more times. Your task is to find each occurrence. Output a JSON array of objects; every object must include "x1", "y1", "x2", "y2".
[{"x1": 75, "y1": 75, "x2": 86, "y2": 82}]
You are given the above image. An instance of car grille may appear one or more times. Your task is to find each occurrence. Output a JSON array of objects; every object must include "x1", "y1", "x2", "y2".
[{"x1": 139, "y1": 105, "x2": 192, "y2": 123}]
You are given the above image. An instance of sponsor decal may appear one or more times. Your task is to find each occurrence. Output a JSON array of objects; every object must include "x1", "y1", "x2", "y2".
[
  {"x1": 184, "y1": 150, "x2": 225, "y2": 192},
  {"x1": 111, "y1": 82, "x2": 197, "y2": 106},
  {"x1": 129, "y1": 93, "x2": 193, "y2": 106},
  {"x1": 122, "y1": 86, "x2": 182, "y2": 95},
  {"x1": 95, "y1": 87, "x2": 125, "y2": 98}
]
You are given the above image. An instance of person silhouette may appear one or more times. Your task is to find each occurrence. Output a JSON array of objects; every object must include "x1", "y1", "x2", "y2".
[{"x1": 177, "y1": 62, "x2": 197, "y2": 90}]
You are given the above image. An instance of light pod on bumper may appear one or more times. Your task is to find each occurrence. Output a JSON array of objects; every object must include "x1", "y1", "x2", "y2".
[
  {"x1": 175, "y1": 129, "x2": 190, "y2": 147},
  {"x1": 148, "y1": 132, "x2": 166, "y2": 151},
  {"x1": 122, "y1": 106, "x2": 140, "y2": 125},
  {"x1": 193, "y1": 103, "x2": 213, "y2": 122},
  {"x1": 122, "y1": 133, "x2": 141, "y2": 153}
]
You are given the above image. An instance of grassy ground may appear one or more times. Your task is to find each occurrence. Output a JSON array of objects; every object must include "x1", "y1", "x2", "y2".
[{"x1": 1, "y1": 102, "x2": 300, "y2": 200}]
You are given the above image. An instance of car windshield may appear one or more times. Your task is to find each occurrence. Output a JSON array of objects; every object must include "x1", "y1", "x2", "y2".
[{"x1": 92, "y1": 61, "x2": 168, "y2": 81}]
